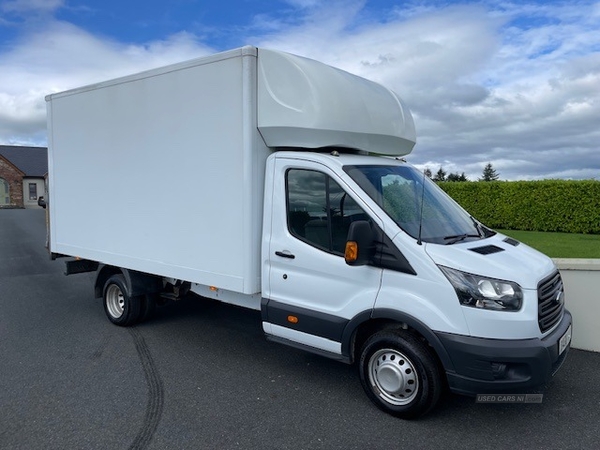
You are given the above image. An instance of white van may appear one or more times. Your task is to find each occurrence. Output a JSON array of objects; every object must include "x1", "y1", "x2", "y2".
[{"x1": 45, "y1": 46, "x2": 572, "y2": 418}]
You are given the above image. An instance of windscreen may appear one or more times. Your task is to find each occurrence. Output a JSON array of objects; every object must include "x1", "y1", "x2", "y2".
[{"x1": 344, "y1": 164, "x2": 487, "y2": 245}]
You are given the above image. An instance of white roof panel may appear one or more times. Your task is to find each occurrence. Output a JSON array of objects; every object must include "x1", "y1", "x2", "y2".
[{"x1": 257, "y1": 48, "x2": 416, "y2": 156}]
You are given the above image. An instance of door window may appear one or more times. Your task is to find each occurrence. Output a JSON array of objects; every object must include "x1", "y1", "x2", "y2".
[{"x1": 286, "y1": 169, "x2": 369, "y2": 255}]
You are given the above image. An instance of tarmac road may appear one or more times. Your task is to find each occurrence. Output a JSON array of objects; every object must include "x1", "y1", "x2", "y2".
[{"x1": 1, "y1": 209, "x2": 599, "y2": 450}]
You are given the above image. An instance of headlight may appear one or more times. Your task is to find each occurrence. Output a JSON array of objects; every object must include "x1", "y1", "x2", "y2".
[{"x1": 438, "y1": 266, "x2": 523, "y2": 311}]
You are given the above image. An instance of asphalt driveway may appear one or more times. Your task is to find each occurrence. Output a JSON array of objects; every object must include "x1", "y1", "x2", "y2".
[{"x1": 1, "y1": 209, "x2": 599, "y2": 449}]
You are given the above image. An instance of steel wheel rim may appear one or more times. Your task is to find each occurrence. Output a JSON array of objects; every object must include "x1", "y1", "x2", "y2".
[
  {"x1": 368, "y1": 348, "x2": 419, "y2": 406},
  {"x1": 106, "y1": 284, "x2": 125, "y2": 319}
]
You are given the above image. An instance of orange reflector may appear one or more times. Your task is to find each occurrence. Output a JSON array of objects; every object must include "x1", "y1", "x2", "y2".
[
  {"x1": 287, "y1": 315, "x2": 299, "y2": 324},
  {"x1": 209, "y1": 286, "x2": 218, "y2": 291},
  {"x1": 345, "y1": 241, "x2": 358, "y2": 262}
]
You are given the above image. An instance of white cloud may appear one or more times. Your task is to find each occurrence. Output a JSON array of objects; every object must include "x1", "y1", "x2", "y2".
[
  {"x1": 1, "y1": 0, "x2": 64, "y2": 14},
  {"x1": 0, "y1": 20, "x2": 213, "y2": 145},
  {"x1": 283, "y1": 0, "x2": 324, "y2": 9},
  {"x1": 0, "y1": 0, "x2": 598, "y2": 179}
]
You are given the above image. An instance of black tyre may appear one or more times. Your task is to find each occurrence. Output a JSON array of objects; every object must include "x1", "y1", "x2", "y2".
[
  {"x1": 359, "y1": 330, "x2": 442, "y2": 419},
  {"x1": 103, "y1": 274, "x2": 142, "y2": 326},
  {"x1": 138, "y1": 293, "x2": 157, "y2": 323}
]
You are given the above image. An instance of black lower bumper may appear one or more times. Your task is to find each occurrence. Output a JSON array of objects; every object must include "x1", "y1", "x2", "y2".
[{"x1": 436, "y1": 310, "x2": 572, "y2": 396}]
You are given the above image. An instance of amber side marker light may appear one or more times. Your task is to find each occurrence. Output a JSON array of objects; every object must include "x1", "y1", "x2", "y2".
[
  {"x1": 287, "y1": 315, "x2": 299, "y2": 324},
  {"x1": 345, "y1": 241, "x2": 358, "y2": 263}
]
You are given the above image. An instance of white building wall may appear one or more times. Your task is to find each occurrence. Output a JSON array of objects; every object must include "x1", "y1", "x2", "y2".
[
  {"x1": 554, "y1": 259, "x2": 600, "y2": 352},
  {"x1": 22, "y1": 178, "x2": 45, "y2": 209}
]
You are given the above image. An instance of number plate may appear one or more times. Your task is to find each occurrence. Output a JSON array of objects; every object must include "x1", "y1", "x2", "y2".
[{"x1": 559, "y1": 324, "x2": 572, "y2": 355}]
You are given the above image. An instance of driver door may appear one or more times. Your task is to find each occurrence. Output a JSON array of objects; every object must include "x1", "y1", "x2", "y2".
[{"x1": 263, "y1": 157, "x2": 383, "y2": 355}]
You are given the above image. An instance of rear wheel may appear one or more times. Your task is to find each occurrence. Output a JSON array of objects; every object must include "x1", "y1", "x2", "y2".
[
  {"x1": 103, "y1": 274, "x2": 141, "y2": 326},
  {"x1": 138, "y1": 293, "x2": 157, "y2": 323},
  {"x1": 359, "y1": 329, "x2": 442, "y2": 419}
]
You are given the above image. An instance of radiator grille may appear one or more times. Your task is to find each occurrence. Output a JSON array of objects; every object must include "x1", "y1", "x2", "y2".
[{"x1": 538, "y1": 271, "x2": 564, "y2": 333}]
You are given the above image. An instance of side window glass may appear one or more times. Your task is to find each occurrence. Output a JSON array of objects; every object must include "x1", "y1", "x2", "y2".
[
  {"x1": 287, "y1": 170, "x2": 330, "y2": 251},
  {"x1": 286, "y1": 169, "x2": 370, "y2": 255}
]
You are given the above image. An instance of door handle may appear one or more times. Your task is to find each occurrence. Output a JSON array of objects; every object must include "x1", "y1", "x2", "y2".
[{"x1": 275, "y1": 251, "x2": 295, "y2": 259}]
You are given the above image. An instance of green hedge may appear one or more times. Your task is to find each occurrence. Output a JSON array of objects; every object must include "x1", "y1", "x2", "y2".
[{"x1": 438, "y1": 180, "x2": 600, "y2": 234}]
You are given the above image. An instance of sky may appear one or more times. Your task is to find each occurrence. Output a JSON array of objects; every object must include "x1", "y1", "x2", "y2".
[{"x1": 1, "y1": 0, "x2": 599, "y2": 180}]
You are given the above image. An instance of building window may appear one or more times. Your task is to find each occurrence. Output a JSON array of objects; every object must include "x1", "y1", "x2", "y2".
[
  {"x1": 0, "y1": 178, "x2": 9, "y2": 205},
  {"x1": 29, "y1": 183, "x2": 38, "y2": 200}
]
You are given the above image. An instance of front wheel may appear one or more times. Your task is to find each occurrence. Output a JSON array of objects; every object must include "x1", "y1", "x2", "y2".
[
  {"x1": 359, "y1": 330, "x2": 442, "y2": 419},
  {"x1": 103, "y1": 274, "x2": 142, "y2": 326}
]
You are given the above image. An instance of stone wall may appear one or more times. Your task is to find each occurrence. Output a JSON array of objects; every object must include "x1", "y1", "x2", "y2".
[{"x1": 0, "y1": 156, "x2": 24, "y2": 208}]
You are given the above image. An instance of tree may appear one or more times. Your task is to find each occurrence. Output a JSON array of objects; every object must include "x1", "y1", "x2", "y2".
[
  {"x1": 424, "y1": 167, "x2": 432, "y2": 179},
  {"x1": 447, "y1": 172, "x2": 468, "y2": 182},
  {"x1": 433, "y1": 167, "x2": 446, "y2": 182},
  {"x1": 480, "y1": 163, "x2": 499, "y2": 181}
]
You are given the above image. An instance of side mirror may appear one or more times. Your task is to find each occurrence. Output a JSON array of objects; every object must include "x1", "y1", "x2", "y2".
[
  {"x1": 345, "y1": 220, "x2": 374, "y2": 266},
  {"x1": 38, "y1": 196, "x2": 47, "y2": 209}
]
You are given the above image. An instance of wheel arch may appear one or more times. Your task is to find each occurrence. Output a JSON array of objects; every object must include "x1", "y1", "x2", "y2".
[
  {"x1": 94, "y1": 265, "x2": 162, "y2": 299},
  {"x1": 342, "y1": 308, "x2": 455, "y2": 373}
]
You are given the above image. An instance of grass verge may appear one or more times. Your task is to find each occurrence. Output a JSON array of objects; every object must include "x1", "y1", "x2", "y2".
[{"x1": 497, "y1": 229, "x2": 600, "y2": 259}]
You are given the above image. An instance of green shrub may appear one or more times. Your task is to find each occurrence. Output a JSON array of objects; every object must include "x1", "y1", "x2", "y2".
[{"x1": 438, "y1": 180, "x2": 600, "y2": 234}]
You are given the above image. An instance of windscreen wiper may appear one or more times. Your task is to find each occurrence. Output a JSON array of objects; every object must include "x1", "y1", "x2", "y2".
[
  {"x1": 443, "y1": 234, "x2": 481, "y2": 245},
  {"x1": 470, "y1": 216, "x2": 485, "y2": 238}
]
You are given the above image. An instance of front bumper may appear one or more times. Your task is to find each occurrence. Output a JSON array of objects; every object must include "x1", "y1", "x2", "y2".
[{"x1": 436, "y1": 309, "x2": 572, "y2": 396}]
